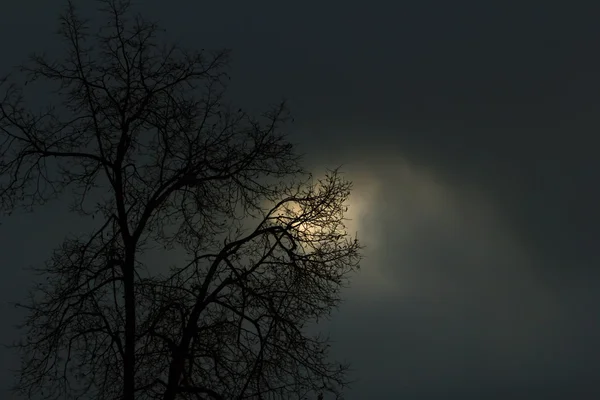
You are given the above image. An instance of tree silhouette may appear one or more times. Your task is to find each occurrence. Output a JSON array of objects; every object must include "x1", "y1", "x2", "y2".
[{"x1": 0, "y1": 1, "x2": 361, "y2": 399}]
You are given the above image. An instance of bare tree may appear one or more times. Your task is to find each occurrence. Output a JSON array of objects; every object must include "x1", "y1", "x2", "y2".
[{"x1": 1, "y1": 1, "x2": 361, "y2": 400}]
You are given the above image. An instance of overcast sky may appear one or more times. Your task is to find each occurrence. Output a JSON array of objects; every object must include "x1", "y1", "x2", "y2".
[{"x1": 2, "y1": 1, "x2": 600, "y2": 399}]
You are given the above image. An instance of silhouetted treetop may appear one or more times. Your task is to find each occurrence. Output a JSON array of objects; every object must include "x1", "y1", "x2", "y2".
[{"x1": 1, "y1": 1, "x2": 361, "y2": 400}]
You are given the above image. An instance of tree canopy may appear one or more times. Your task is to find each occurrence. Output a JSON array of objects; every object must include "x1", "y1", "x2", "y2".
[{"x1": 1, "y1": 1, "x2": 362, "y2": 399}]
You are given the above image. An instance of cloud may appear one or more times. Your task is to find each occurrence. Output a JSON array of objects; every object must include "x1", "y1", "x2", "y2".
[{"x1": 321, "y1": 155, "x2": 579, "y2": 397}]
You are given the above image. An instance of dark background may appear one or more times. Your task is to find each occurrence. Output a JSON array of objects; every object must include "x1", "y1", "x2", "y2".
[{"x1": 2, "y1": 1, "x2": 600, "y2": 398}]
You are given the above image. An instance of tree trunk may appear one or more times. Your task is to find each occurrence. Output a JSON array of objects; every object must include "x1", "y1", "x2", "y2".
[{"x1": 123, "y1": 251, "x2": 136, "y2": 400}]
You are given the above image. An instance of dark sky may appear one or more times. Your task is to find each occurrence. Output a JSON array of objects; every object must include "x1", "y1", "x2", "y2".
[{"x1": 2, "y1": 1, "x2": 600, "y2": 398}]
